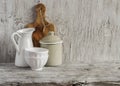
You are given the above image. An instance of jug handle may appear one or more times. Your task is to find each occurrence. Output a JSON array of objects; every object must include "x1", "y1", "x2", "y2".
[{"x1": 11, "y1": 32, "x2": 21, "y2": 52}]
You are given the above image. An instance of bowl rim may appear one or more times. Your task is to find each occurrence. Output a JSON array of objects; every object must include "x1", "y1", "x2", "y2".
[{"x1": 25, "y1": 47, "x2": 49, "y2": 54}]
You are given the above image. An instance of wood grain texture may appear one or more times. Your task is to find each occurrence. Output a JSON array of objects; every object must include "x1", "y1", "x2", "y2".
[
  {"x1": 0, "y1": 62, "x2": 120, "y2": 86},
  {"x1": 0, "y1": 0, "x2": 120, "y2": 63}
]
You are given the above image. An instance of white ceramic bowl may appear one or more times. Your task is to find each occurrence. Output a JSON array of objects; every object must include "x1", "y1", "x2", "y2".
[{"x1": 25, "y1": 48, "x2": 49, "y2": 71}]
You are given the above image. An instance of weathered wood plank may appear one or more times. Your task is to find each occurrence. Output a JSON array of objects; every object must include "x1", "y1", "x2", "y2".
[
  {"x1": 1, "y1": 0, "x2": 120, "y2": 63},
  {"x1": 0, "y1": 62, "x2": 120, "y2": 86}
]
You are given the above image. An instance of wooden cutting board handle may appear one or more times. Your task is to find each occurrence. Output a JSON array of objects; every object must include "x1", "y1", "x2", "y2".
[{"x1": 26, "y1": 3, "x2": 55, "y2": 47}]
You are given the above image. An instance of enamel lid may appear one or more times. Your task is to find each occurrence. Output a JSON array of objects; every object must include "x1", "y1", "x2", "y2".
[{"x1": 40, "y1": 31, "x2": 63, "y2": 44}]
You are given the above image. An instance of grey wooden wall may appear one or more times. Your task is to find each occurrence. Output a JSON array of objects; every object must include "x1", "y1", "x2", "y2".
[{"x1": 0, "y1": 0, "x2": 120, "y2": 63}]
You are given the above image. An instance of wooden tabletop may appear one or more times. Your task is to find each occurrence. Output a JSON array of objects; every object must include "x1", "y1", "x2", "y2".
[{"x1": 0, "y1": 62, "x2": 120, "y2": 86}]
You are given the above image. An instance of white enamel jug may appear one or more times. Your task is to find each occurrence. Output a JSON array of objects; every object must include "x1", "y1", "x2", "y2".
[{"x1": 11, "y1": 28, "x2": 34, "y2": 67}]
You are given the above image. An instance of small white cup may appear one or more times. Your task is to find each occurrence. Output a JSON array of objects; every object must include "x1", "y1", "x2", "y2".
[{"x1": 25, "y1": 48, "x2": 49, "y2": 71}]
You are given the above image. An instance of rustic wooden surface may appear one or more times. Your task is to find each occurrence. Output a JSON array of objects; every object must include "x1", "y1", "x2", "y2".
[
  {"x1": 0, "y1": 62, "x2": 120, "y2": 86},
  {"x1": 1, "y1": 0, "x2": 120, "y2": 63}
]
